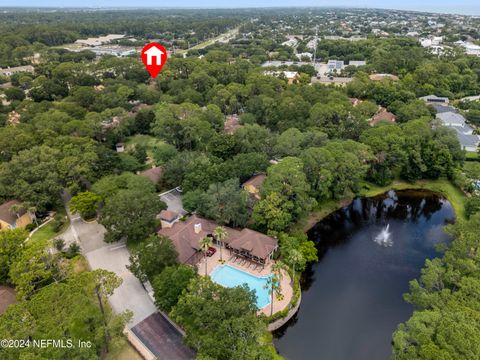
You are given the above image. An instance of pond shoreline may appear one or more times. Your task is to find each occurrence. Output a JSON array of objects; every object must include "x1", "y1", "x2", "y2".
[
  {"x1": 275, "y1": 188, "x2": 458, "y2": 359},
  {"x1": 297, "y1": 179, "x2": 465, "y2": 233},
  {"x1": 269, "y1": 179, "x2": 465, "y2": 348}
]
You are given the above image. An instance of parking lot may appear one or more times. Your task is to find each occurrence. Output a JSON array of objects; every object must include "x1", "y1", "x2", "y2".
[{"x1": 159, "y1": 188, "x2": 187, "y2": 216}]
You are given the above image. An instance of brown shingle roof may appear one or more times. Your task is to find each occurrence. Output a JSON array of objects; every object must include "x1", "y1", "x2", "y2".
[
  {"x1": 159, "y1": 210, "x2": 179, "y2": 222},
  {"x1": 369, "y1": 73, "x2": 399, "y2": 81},
  {"x1": 0, "y1": 200, "x2": 25, "y2": 225},
  {"x1": 139, "y1": 167, "x2": 163, "y2": 184},
  {"x1": 227, "y1": 228, "x2": 278, "y2": 260},
  {"x1": 159, "y1": 215, "x2": 219, "y2": 263},
  {"x1": 242, "y1": 174, "x2": 267, "y2": 190},
  {"x1": 158, "y1": 215, "x2": 277, "y2": 263},
  {"x1": 0, "y1": 286, "x2": 16, "y2": 314},
  {"x1": 369, "y1": 109, "x2": 396, "y2": 126}
]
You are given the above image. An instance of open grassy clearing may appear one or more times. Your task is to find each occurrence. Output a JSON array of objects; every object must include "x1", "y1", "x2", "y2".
[
  {"x1": 125, "y1": 134, "x2": 165, "y2": 159},
  {"x1": 30, "y1": 208, "x2": 70, "y2": 243}
]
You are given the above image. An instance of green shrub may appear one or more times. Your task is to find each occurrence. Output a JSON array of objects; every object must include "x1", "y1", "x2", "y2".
[{"x1": 52, "y1": 215, "x2": 66, "y2": 232}]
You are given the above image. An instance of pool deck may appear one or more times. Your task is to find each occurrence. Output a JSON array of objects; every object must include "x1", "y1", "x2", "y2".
[{"x1": 197, "y1": 244, "x2": 293, "y2": 316}]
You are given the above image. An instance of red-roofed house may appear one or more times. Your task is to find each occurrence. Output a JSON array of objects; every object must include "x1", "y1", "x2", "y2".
[
  {"x1": 139, "y1": 166, "x2": 163, "y2": 184},
  {"x1": 369, "y1": 108, "x2": 396, "y2": 126},
  {"x1": 158, "y1": 210, "x2": 180, "y2": 229}
]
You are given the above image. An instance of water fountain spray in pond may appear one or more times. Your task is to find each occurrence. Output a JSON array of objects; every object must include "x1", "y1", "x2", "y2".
[{"x1": 374, "y1": 224, "x2": 393, "y2": 247}]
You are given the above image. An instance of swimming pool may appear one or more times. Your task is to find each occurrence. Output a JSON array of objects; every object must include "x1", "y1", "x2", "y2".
[{"x1": 210, "y1": 264, "x2": 272, "y2": 309}]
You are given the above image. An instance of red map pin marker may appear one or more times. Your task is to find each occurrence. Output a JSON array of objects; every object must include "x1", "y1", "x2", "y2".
[{"x1": 141, "y1": 42, "x2": 168, "y2": 78}]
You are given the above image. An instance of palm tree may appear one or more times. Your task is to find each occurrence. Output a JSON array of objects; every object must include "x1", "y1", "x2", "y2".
[
  {"x1": 199, "y1": 236, "x2": 213, "y2": 276},
  {"x1": 9, "y1": 203, "x2": 24, "y2": 218},
  {"x1": 286, "y1": 249, "x2": 304, "y2": 285},
  {"x1": 27, "y1": 205, "x2": 38, "y2": 226},
  {"x1": 264, "y1": 275, "x2": 281, "y2": 316},
  {"x1": 264, "y1": 261, "x2": 286, "y2": 316},
  {"x1": 271, "y1": 261, "x2": 286, "y2": 282},
  {"x1": 213, "y1": 226, "x2": 228, "y2": 261}
]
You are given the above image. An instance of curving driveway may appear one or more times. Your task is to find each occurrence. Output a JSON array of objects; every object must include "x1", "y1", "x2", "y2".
[
  {"x1": 64, "y1": 215, "x2": 157, "y2": 325},
  {"x1": 62, "y1": 194, "x2": 194, "y2": 359}
]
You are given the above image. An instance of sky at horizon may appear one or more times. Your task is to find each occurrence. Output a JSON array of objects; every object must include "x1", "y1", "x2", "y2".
[{"x1": 0, "y1": 2, "x2": 479, "y2": 16}]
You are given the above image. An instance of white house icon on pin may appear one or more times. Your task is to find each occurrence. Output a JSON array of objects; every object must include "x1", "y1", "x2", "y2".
[{"x1": 144, "y1": 45, "x2": 164, "y2": 66}]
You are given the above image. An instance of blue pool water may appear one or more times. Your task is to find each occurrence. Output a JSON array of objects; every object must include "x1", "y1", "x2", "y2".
[{"x1": 210, "y1": 264, "x2": 272, "y2": 309}]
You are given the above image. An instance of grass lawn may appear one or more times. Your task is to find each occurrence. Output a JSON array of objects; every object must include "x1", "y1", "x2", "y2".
[
  {"x1": 104, "y1": 338, "x2": 143, "y2": 360},
  {"x1": 358, "y1": 179, "x2": 466, "y2": 220},
  {"x1": 29, "y1": 222, "x2": 58, "y2": 242},
  {"x1": 125, "y1": 134, "x2": 165, "y2": 165},
  {"x1": 465, "y1": 151, "x2": 479, "y2": 160},
  {"x1": 125, "y1": 135, "x2": 164, "y2": 155},
  {"x1": 463, "y1": 162, "x2": 480, "y2": 180},
  {"x1": 295, "y1": 178, "x2": 467, "y2": 232},
  {"x1": 30, "y1": 208, "x2": 70, "y2": 243}
]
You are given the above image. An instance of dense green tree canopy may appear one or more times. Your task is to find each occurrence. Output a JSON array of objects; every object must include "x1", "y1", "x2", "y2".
[
  {"x1": 98, "y1": 189, "x2": 165, "y2": 243},
  {"x1": 0, "y1": 229, "x2": 27, "y2": 285},
  {"x1": 261, "y1": 157, "x2": 316, "y2": 221},
  {"x1": 392, "y1": 214, "x2": 480, "y2": 359},
  {"x1": 0, "y1": 270, "x2": 131, "y2": 360},
  {"x1": 152, "y1": 265, "x2": 197, "y2": 312},
  {"x1": 171, "y1": 277, "x2": 273, "y2": 360},
  {"x1": 128, "y1": 235, "x2": 178, "y2": 282}
]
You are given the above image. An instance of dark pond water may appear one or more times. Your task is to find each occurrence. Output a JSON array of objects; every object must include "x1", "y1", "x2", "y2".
[{"x1": 274, "y1": 190, "x2": 455, "y2": 360}]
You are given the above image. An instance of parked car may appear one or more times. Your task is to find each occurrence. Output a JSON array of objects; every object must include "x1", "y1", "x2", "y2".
[{"x1": 206, "y1": 246, "x2": 216, "y2": 257}]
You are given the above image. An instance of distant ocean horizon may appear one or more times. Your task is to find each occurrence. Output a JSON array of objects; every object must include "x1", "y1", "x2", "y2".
[{"x1": 400, "y1": 6, "x2": 480, "y2": 15}]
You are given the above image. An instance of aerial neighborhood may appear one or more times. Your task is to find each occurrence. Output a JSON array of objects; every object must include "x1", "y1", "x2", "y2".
[{"x1": 0, "y1": 6, "x2": 480, "y2": 360}]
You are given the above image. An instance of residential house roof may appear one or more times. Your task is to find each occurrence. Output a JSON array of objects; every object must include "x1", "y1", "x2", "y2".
[
  {"x1": 436, "y1": 112, "x2": 466, "y2": 127},
  {"x1": 453, "y1": 129, "x2": 480, "y2": 148},
  {"x1": 0, "y1": 286, "x2": 16, "y2": 315},
  {"x1": 139, "y1": 167, "x2": 163, "y2": 184},
  {"x1": 227, "y1": 228, "x2": 278, "y2": 260},
  {"x1": 419, "y1": 94, "x2": 449, "y2": 104},
  {"x1": 158, "y1": 215, "x2": 277, "y2": 263},
  {"x1": 242, "y1": 174, "x2": 267, "y2": 190},
  {"x1": 369, "y1": 109, "x2": 396, "y2": 126},
  {"x1": 159, "y1": 210, "x2": 179, "y2": 223},
  {"x1": 0, "y1": 200, "x2": 25, "y2": 225},
  {"x1": 431, "y1": 104, "x2": 457, "y2": 113},
  {"x1": 436, "y1": 112, "x2": 478, "y2": 150},
  {"x1": 369, "y1": 73, "x2": 399, "y2": 81}
]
